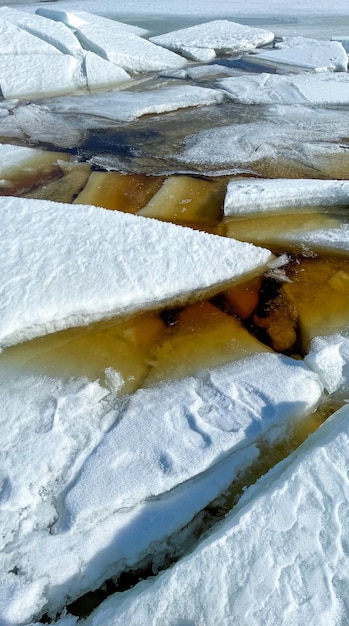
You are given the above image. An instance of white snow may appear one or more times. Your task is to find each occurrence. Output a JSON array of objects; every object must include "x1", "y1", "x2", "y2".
[
  {"x1": 0, "y1": 6, "x2": 83, "y2": 57},
  {"x1": 305, "y1": 333, "x2": 349, "y2": 393},
  {"x1": 74, "y1": 23, "x2": 187, "y2": 72},
  {"x1": 332, "y1": 35, "x2": 349, "y2": 52},
  {"x1": 0, "y1": 353, "x2": 322, "y2": 623},
  {"x1": 46, "y1": 84, "x2": 224, "y2": 123},
  {"x1": 36, "y1": 7, "x2": 148, "y2": 36},
  {"x1": 83, "y1": 51, "x2": 130, "y2": 89},
  {"x1": 0, "y1": 196, "x2": 273, "y2": 349},
  {"x1": 218, "y1": 71, "x2": 349, "y2": 105},
  {"x1": 81, "y1": 401, "x2": 349, "y2": 626},
  {"x1": 224, "y1": 179, "x2": 349, "y2": 217},
  {"x1": 252, "y1": 36, "x2": 348, "y2": 72},
  {"x1": 0, "y1": 53, "x2": 85, "y2": 100},
  {"x1": 150, "y1": 20, "x2": 274, "y2": 62}
]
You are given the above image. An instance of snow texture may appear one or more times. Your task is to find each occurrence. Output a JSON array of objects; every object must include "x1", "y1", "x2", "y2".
[
  {"x1": 74, "y1": 23, "x2": 187, "y2": 72},
  {"x1": 0, "y1": 354, "x2": 322, "y2": 623},
  {"x1": 224, "y1": 179, "x2": 349, "y2": 217},
  {"x1": 0, "y1": 196, "x2": 273, "y2": 349},
  {"x1": 36, "y1": 7, "x2": 148, "y2": 36},
  {"x1": 81, "y1": 402, "x2": 349, "y2": 626},
  {"x1": 218, "y1": 72, "x2": 349, "y2": 105},
  {"x1": 150, "y1": 19, "x2": 274, "y2": 62},
  {"x1": 305, "y1": 333, "x2": 349, "y2": 393},
  {"x1": 253, "y1": 36, "x2": 348, "y2": 72}
]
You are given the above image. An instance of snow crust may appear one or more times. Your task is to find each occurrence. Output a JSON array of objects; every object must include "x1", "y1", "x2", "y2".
[
  {"x1": 150, "y1": 20, "x2": 274, "y2": 62},
  {"x1": 219, "y1": 71, "x2": 349, "y2": 105},
  {"x1": 82, "y1": 402, "x2": 349, "y2": 626},
  {"x1": 0, "y1": 196, "x2": 273, "y2": 349},
  {"x1": 0, "y1": 6, "x2": 83, "y2": 57},
  {"x1": 224, "y1": 179, "x2": 349, "y2": 217},
  {"x1": 253, "y1": 36, "x2": 348, "y2": 71},
  {"x1": 0, "y1": 354, "x2": 322, "y2": 623}
]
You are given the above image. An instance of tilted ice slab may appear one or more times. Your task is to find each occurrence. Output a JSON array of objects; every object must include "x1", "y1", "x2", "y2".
[
  {"x1": 36, "y1": 7, "x2": 148, "y2": 36},
  {"x1": 0, "y1": 6, "x2": 82, "y2": 57},
  {"x1": 0, "y1": 196, "x2": 273, "y2": 349},
  {"x1": 74, "y1": 23, "x2": 186, "y2": 72},
  {"x1": 45, "y1": 84, "x2": 224, "y2": 123},
  {"x1": 150, "y1": 20, "x2": 274, "y2": 62},
  {"x1": 0, "y1": 354, "x2": 322, "y2": 624},
  {"x1": 84, "y1": 402, "x2": 349, "y2": 626},
  {"x1": 332, "y1": 36, "x2": 349, "y2": 53},
  {"x1": 83, "y1": 51, "x2": 130, "y2": 89},
  {"x1": 252, "y1": 36, "x2": 348, "y2": 72},
  {"x1": 0, "y1": 143, "x2": 69, "y2": 186},
  {"x1": 0, "y1": 53, "x2": 85, "y2": 100},
  {"x1": 218, "y1": 72, "x2": 349, "y2": 105},
  {"x1": 305, "y1": 333, "x2": 349, "y2": 394},
  {"x1": 224, "y1": 179, "x2": 349, "y2": 217}
]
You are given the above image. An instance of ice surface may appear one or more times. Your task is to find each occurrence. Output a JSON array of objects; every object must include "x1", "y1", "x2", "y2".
[
  {"x1": 0, "y1": 196, "x2": 273, "y2": 349},
  {"x1": 45, "y1": 85, "x2": 224, "y2": 123},
  {"x1": 74, "y1": 23, "x2": 186, "y2": 72},
  {"x1": 36, "y1": 7, "x2": 148, "y2": 36},
  {"x1": 83, "y1": 402, "x2": 349, "y2": 626},
  {"x1": 83, "y1": 51, "x2": 130, "y2": 89},
  {"x1": 332, "y1": 35, "x2": 349, "y2": 52},
  {"x1": 0, "y1": 354, "x2": 322, "y2": 623},
  {"x1": 253, "y1": 36, "x2": 348, "y2": 71},
  {"x1": 0, "y1": 53, "x2": 85, "y2": 99},
  {"x1": 218, "y1": 72, "x2": 349, "y2": 105},
  {"x1": 224, "y1": 179, "x2": 349, "y2": 217},
  {"x1": 0, "y1": 143, "x2": 71, "y2": 189},
  {"x1": 150, "y1": 20, "x2": 274, "y2": 62},
  {"x1": 0, "y1": 17, "x2": 62, "y2": 55},
  {"x1": 305, "y1": 333, "x2": 349, "y2": 393},
  {"x1": 0, "y1": 6, "x2": 83, "y2": 57}
]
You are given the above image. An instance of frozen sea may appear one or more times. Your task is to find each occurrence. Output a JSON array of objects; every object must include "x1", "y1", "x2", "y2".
[{"x1": 1, "y1": 1, "x2": 349, "y2": 625}]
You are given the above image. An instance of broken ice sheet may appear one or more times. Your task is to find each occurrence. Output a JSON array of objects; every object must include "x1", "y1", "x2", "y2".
[
  {"x1": 149, "y1": 20, "x2": 274, "y2": 62},
  {"x1": 224, "y1": 212, "x2": 349, "y2": 256},
  {"x1": 0, "y1": 353, "x2": 322, "y2": 623},
  {"x1": 223, "y1": 179, "x2": 349, "y2": 217},
  {"x1": 305, "y1": 332, "x2": 349, "y2": 394},
  {"x1": 137, "y1": 175, "x2": 226, "y2": 226},
  {"x1": 218, "y1": 72, "x2": 349, "y2": 106},
  {"x1": 250, "y1": 35, "x2": 348, "y2": 72},
  {"x1": 0, "y1": 143, "x2": 72, "y2": 194},
  {"x1": 1, "y1": 312, "x2": 166, "y2": 395},
  {"x1": 74, "y1": 171, "x2": 164, "y2": 212},
  {"x1": 0, "y1": 196, "x2": 273, "y2": 349},
  {"x1": 42, "y1": 84, "x2": 225, "y2": 124},
  {"x1": 83, "y1": 401, "x2": 349, "y2": 626},
  {"x1": 0, "y1": 6, "x2": 83, "y2": 57}
]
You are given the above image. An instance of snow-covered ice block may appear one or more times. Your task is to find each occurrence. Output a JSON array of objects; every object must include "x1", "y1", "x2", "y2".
[
  {"x1": 83, "y1": 51, "x2": 130, "y2": 89},
  {"x1": 0, "y1": 196, "x2": 273, "y2": 349},
  {"x1": 150, "y1": 20, "x2": 274, "y2": 62},
  {"x1": 0, "y1": 17, "x2": 62, "y2": 55},
  {"x1": 252, "y1": 36, "x2": 348, "y2": 72},
  {"x1": 36, "y1": 7, "x2": 148, "y2": 36},
  {"x1": 0, "y1": 353, "x2": 322, "y2": 622},
  {"x1": 305, "y1": 333, "x2": 349, "y2": 394},
  {"x1": 0, "y1": 6, "x2": 82, "y2": 57},
  {"x1": 218, "y1": 72, "x2": 349, "y2": 105},
  {"x1": 74, "y1": 24, "x2": 186, "y2": 72},
  {"x1": 224, "y1": 179, "x2": 349, "y2": 217},
  {"x1": 332, "y1": 35, "x2": 349, "y2": 53},
  {"x1": 47, "y1": 85, "x2": 224, "y2": 123},
  {"x1": 0, "y1": 53, "x2": 85, "y2": 99},
  {"x1": 85, "y1": 401, "x2": 349, "y2": 626},
  {"x1": 0, "y1": 143, "x2": 71, "y2": 190}
]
